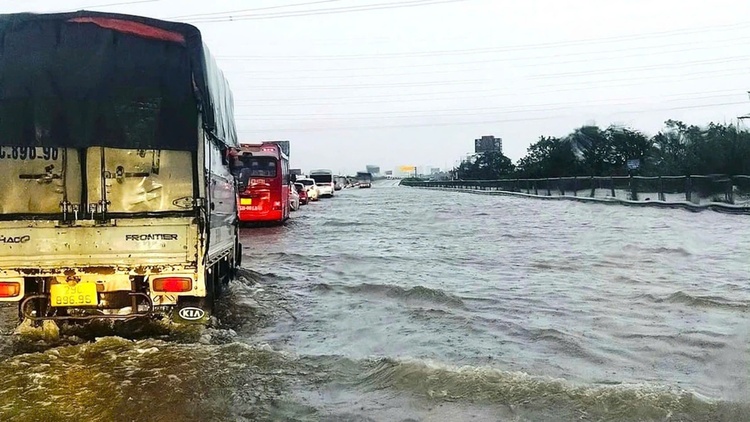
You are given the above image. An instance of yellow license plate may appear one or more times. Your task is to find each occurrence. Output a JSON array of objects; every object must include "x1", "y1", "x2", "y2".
[
  {"x1": 240, "y1": 198, "x2": 252, "y2": 205},
  {"x1": 50, "y1": 283, "x2": 99, "y2": 307}
]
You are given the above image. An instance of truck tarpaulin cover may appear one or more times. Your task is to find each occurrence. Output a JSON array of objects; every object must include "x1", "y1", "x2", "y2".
[{"x1": 0, "y1": 11, "x2": 238, "y2": 151}]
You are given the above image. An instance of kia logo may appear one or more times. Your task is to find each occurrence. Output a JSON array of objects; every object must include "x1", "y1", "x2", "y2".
[{"x1": 178, "y1": 307, "x2": 205, "y2": 321}]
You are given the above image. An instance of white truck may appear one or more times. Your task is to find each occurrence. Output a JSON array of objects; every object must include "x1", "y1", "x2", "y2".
[{"x1": 0, "y1": 11, "x2": 241, "y2": 324}]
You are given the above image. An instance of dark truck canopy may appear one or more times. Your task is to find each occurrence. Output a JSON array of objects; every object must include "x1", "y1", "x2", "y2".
[{"x1": 0, "y1": 11, "x2": 238, "y2": 151}]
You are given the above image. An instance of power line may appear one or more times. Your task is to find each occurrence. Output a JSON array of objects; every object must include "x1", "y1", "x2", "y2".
[
  {"x1": 528, "y1": 56, "x2": 750, "y2": 79},
  {"x1": 514, "y1": 39, "x2": 750, "y2": 68},
  {"x1": 234, "y1": 88, "x2": 746, "y2": 107},
  {"x1": 236, "y1": 100, "x2": 750, "y2": 132},
  {"x1": 219, "y1": 48, "x2": 750, "y2": 74},
  {"x1": 219, "y1": 51, "x2": 750, "y2": 77},
  {"x1": 233, "y1": 79, "x2": 484, "y2": 91},
  {"x1": 229, "y1": 70, "x2": 750, "y2": 108},
  {"x1": 234, "y1": 92, "x2": 748, "y2": 119},
  {"x1": 234, "y1": 80, "x2": 486, "y2": 92},
  {"x1": 221, "y1": 54, "x2": 750, "y2": 91},
  {"x1": 227, "y1": 67, "x2": 479, "y2": 80},
  {"x1": 227, "y1": 66, "x2": 750, "y2": 94},
  {"x1": 236, "y1": 97, "x2": 749, "y2": 121},
  {"x1": 167, "y1": 0, "x2": 342, "y2": 20},
  {"x1": 220, "y1": 36, "x2": 750, "y2": 75},
  {"x1": 56, "y1": 0, "x2": 160, "y2": 11},
  {"x1": 186, "y1": 0, "x2": 470, "y2": 23},
  {"x1": 215, "y1": 21, "x2": 750, "y2": 60},
  {"x1": 191, "y1": 19, "x2": 750, "y2": 49}
]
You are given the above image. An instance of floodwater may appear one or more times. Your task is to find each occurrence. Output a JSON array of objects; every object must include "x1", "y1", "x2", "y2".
[{"x1": 1, "y1": 180, "x2": 749, "y2": 421}]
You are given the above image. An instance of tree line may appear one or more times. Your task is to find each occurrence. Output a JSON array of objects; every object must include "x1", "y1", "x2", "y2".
[{"x1": 454, "y1": 120, "x2": 750, "y2": 180}]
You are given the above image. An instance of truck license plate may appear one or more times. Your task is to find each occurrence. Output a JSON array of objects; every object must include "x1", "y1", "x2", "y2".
[{"x1": 50, "y1": 283, "x2": 99, "y2": 307}]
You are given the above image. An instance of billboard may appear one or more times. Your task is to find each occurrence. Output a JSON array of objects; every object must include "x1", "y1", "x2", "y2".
[
  {"x1": 399, "y1": 165, "x2": 416, "y2": 172},
  {"x1": 366, "y1": 165, "x2": 380, "y2": 175},
  {"x1": 474, "y1": 135, "x2": 502, "y2": 154},
  {"x1": 385, "y1": 170, "x2": 393, "y2": 175}
]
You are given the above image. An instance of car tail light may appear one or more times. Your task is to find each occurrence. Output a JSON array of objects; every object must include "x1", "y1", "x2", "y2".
[
  {"x1": 0, "y1": 281, "x2": 21, "y2": 298},
  {"x1": 152, "y1": 277, "x2": 192, "y2": 292}
]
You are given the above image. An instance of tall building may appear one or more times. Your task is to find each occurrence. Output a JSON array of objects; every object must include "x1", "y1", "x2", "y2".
[
  {"x1": 474, "y1": 135, "x2": 503, "y2": 154},
  {"x1": 366, "y1": 165, "x2": 380, "y2": 176}
]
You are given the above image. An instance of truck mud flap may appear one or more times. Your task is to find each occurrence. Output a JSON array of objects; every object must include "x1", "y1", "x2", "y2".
[{"x1": 172, "y1": 297, "x2": 212, "y2": 324}]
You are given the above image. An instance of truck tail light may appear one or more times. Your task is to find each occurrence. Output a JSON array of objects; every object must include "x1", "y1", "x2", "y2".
[
  {"x1": 152, "y1": 277, "x2": 192, "y2": 292},
  {"x1": 273, "y1": 201, "x2": 282, "y2": 210},
  {"x1": 0, "y1": 281, "x2": 21, "y2": 298}
]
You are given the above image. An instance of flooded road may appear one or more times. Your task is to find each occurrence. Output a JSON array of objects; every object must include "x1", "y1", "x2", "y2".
[{"x1": 1, "y1": 180, "x2": 749, "y2": 421}]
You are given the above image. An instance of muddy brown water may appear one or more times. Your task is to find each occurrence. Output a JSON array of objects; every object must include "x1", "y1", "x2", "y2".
[{"x1": 0, "y1": 180, "x2": 748, "y2": 421}]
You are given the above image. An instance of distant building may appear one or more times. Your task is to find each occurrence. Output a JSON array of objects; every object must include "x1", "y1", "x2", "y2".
[
  {"x1": 474, "y1": 135, "x2": 503, "y2": 154},
  {"x1": 366, "y1": 165, "x2": 380, "y2": 176},
  {"x1": 396, "y1": 165, "x2": 416, "y2": 178}
]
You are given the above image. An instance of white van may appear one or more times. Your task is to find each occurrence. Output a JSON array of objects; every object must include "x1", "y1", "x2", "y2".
[{"x1": 309, "y1": 170, "x2": 335, "y2": 197}]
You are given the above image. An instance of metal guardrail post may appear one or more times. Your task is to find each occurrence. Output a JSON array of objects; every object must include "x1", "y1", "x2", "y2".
[
  {"x1": 658, "y1": 176, "x2": 665, "y2": 201},
  {"x1": 546, "y1": 178, "x2": 551, "y2": 196},
  {"x1": 629, "y1": 175, "x2": 638, "y2": 201},
  {"x1": 685, "y1": 176, "x2": 692, "y2": 202},
  {"x1": 726, "y1": 177, "x2": 734, "y2": 204},
  {"x1": 534, "y1": 182, "x2": 538, "y2": 196},
  {"x1": 573, "y1": 177, "x2": 577, "y2": 197},
  {"x1": 590, "y1": 177, "x2": 596, "y2": 198},
  {"x1": 610, "y1": 177, "x2": 616, "y2": 198}
]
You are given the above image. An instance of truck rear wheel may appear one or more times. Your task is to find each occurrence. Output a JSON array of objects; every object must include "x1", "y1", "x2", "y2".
[{"x1": 214, "y1": 261, "x2": 230, "y2": 299}]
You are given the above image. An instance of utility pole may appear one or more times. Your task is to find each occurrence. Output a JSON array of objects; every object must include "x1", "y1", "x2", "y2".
[{"x1": 737, "y1": 90, "x2": 750, "y2": 129}]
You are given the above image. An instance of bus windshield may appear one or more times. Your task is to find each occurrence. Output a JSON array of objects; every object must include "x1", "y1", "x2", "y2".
[{"x1": 239, "y1": 156, "x2": 277, "y2": 178}]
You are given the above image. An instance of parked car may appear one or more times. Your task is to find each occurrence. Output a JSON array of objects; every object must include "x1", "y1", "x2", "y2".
[
  {"x1": 297, "y1": 178, "x2": 319, "y2": 201},
  {"x1": 289, "y1": 183, "x2": 300, "y2": 211},
  {"x1": 294, "y1": 182, "x2": 309, "y2": 205}
]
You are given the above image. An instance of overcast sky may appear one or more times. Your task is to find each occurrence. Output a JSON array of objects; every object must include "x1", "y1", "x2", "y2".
[{"x1": 3, "y1": 0, "x2": 750, "y2": 175}]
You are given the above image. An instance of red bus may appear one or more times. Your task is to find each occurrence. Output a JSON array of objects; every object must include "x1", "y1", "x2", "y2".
[{"x1": 233, "y1": 142, "x2": 290, "y2": 224}]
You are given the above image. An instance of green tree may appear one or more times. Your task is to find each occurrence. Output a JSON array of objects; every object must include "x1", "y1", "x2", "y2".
[
  {"x1": 606, "y1": 126, "x2": 653, "y2": 175},
  {"x1": 650, "y1": 121, "x2": 689, "y2": 175},
  {"x1": 567, "y1": 125, "x2": 613, "y2": 176},
  {"x1": 515, "y1": 136, "x2": 582, "y2": 178},
  {"x1": 455, "y1": 151, "x2": 515, "y2": 179}
]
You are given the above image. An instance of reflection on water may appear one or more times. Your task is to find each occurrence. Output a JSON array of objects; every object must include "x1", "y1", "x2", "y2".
[{"x1": 1, "y1": 180, "x2": 749, "y2": 421}]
